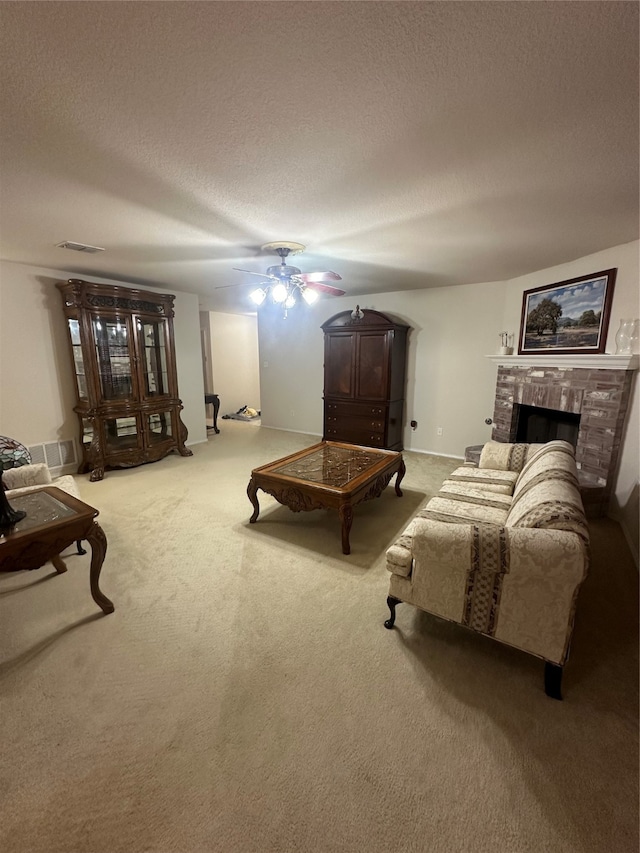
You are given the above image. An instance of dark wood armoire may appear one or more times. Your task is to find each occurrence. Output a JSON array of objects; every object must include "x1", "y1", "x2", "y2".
[{"x1": 322, "y1": 308, "x2": 409, "y2": 451}]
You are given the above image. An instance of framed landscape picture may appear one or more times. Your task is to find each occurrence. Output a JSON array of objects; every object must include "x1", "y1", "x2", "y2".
[{"x1": 518, "y1": 268, "x2": 616, "y2": 355}]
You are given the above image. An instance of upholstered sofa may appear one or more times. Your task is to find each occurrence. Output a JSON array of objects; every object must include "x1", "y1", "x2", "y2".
[
  {"x1": 3, "y1": 462, "x2": 79, "y2": 500},
  {"x1": 384, "y1": 440, "x2": 589, "y2": 699},
  {"x1": 2, "y1": 463, "x2": 86, "y2": 554}
]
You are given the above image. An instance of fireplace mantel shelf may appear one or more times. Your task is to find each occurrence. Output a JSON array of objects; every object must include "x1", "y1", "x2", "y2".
[{"x1": 485, "y1": 354, "x2": 639, "y2": 370}]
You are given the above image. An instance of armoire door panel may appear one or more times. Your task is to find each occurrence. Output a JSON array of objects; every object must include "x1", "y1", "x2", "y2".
[
  {"x1": 356, "y1": 332, "x2": 390, "y2": 400},
  {"x1": 324, "y1": 333, "x2": 355, "y2": 398}
]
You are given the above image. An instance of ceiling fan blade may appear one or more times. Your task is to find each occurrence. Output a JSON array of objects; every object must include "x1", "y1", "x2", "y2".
[
  {"x1": 215, "y1": 282, "x2": 254, "y2": 290},
  {"x1": 298, "y1": 270, "x2": 342, "y2": 283},
  {"x1": 232, "y1": 268, "x2": 274, "y2": 280},
  {"x1": 305, "y1": 282, "x2": 346, "y2": 297}
]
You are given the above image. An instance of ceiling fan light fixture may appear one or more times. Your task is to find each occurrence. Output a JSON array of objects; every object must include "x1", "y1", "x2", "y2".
[
  {"x1": 222, "y1": 242, "x2": 345, "y2": 312},
  {"x1": 271, "y1": 283, "x2": 288, "y2": 303}
]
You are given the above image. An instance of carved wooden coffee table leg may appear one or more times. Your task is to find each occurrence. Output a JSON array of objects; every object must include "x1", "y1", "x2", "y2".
[
  {"x1": 51, "y1": 554, "x2": 67, "y2": 574},
  {"x1": 395, "y1": 458, "x2": 406, "y2": 496},
  {"x1": 339, "y1": 503, "x2": 354, "y2": 555},
  {"x1": 85, "y1": 521, "x2": 114, "y2": 614},
  {"x1": 247, "y1": 478, "x2": 260, "y2": 523}
]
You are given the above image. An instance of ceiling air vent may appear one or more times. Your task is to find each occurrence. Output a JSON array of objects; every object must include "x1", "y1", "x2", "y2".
[{"x1": 56, "y1": 241, "x2": 105, "y2": 253}]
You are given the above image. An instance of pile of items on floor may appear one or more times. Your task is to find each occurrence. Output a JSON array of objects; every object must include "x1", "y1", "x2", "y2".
[{"x1": 221, "y1": 405, "x2": 261, "y2": 422}]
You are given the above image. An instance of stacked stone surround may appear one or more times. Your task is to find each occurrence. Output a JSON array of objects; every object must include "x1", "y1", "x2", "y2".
[{"x1": 492, "y1": 365, "x2": 634, "y2": 517}]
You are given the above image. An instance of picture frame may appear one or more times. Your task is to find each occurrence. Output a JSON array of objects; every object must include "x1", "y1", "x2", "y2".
[{"x1": 518, "y1": 268, "x2": 617, "y2": 355}]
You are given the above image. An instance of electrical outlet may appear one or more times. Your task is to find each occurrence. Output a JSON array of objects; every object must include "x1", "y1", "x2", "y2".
[
  {"x1": 291, "y1": 410, "x2": 295, "y2": 417},
  {"x1": 437, "y1": 427, "x2": 443, "y2": 436}
]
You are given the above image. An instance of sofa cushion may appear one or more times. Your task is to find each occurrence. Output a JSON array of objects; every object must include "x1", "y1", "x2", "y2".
[
  {"x1": 2, "y1": 462, "x2": 51, "y2": 490},
  {"x1": 506, "y1": 491, "x2": 588, "y2": 543},
  {"x1": 4, "y1": 468, "x2": 81, "y2": 501},
  {"x1": 446, "y1": 466, "x2": 518, "y2": 495},
  {"x1": 506, "y1": 447, "x2": 588, "y2": 543},
  {"x1": 418, "y1": 496, "x2": 509, "y2": 526},
  {"x1": 438, "y1": 482, "x2": 513, "y2": 511},
  {"x1": 512, "y1": 440, "x2": 578, "y2": 500},
  {"x1": 479, "y1": 441, "x2": 544, "y2": 473}
]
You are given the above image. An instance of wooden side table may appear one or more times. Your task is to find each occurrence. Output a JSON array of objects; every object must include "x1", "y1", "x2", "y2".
[
  {"x1": 205, "y1": 393, "x2": 220, "y2": 434},
  {"x1": 0, "y1": 486, "x2": 114, "y2": 614}
]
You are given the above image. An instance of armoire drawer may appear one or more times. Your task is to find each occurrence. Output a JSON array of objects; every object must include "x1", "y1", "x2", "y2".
[
  {"x1": 325, "y1": 401, "x2": 387, "y2": 418},
  {"x1": 325, "y1": 426, "x2": 386, "y2": 447},
  {"x1": 325, "y1": 414, "x2": 385, "y2": 432}
]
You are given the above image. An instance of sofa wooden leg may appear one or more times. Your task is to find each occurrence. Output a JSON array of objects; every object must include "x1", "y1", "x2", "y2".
[
  {"x1": 384, "y1": 596, "x2": 401, "y2": 629},
  {"x1": 76, "y1": 540, "x2": 87, "y2": 555},
  {"x1": 544, "y1": 662, "x2": 563, "y2": 700}
]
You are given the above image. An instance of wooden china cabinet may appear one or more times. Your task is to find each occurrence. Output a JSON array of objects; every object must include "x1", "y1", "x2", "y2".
[
  {"x1": 57, "y1": 279, "x2": 192, "y2": 481},
  {"x1": 322, "y1": 309, "x2": 409, "y2": 451}
]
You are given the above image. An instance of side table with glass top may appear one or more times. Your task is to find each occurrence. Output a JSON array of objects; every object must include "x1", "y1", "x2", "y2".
[{"x1": 0, "y1": 487, "x2": 114, "y2": 614}]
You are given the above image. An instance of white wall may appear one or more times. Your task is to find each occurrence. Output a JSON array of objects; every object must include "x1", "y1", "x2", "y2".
[
  {"x1": 258, "y1": 279, "x2": 507, "y2": 454},
  {"x1": 0, "y1": 260, "x2": 206, "y2": 451},
  {"x1": 2, "y1": 245, "x2": 636, "y2": 556},
  {"x1": 207, "y1": 311, "x2": 260, "y2": 416},
  {"x1": 258, "y1": 240, "x2": 639, "y2": 557}
]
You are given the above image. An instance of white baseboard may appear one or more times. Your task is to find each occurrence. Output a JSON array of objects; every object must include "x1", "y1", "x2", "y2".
[
  {"x1": 258, "y1": 427, "x2": 464, "y2": 460},
  {"x1": 260, "y1": 425, "x2": 322, "y2": 437},
  {"x1": 406, "y1": 446, "x2": 464, "y2": 460},
  {"x1": 50, "y1": 462, "x2": 78, "y2": 478}
]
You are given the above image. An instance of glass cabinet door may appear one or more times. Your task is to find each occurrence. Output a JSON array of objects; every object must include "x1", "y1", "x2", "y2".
[
  {"x1": 136, "y1": 317, "x2": 170, "y2": 399},
  {"x1": 104, "y1": 416, "x2": 140, "y2": 452},
  {"x1": 92, "y1": 316, "x2": 135, "y2": 400},
  {"x1": 81, "y1": 418, "x2": 94, "y2": 452},
  {"x1": 147, "y1": 411, "x2": 174, "y2": 445},
  {"x1": 67, "y1": 319, "x2": 88, "y2": 399}
]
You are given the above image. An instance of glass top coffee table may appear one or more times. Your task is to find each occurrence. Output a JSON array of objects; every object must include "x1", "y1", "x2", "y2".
[
  {"x1": 0, "y1": 486, "x2": 113, "y2": 614},
  {"x1": 247, "y1": 441, "x2": 405, "y2": 554}
]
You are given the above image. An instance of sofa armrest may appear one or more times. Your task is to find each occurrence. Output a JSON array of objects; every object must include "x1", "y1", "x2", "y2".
[
  {"x1": 2, "y1": 463, "x2": 52, "y2": 490},
  {"x1": 493, "y1": 526, "x2": 588, "y2": 664},
  {"x1": 50, "y1": 475, "x2": 81, "y2": 500}
]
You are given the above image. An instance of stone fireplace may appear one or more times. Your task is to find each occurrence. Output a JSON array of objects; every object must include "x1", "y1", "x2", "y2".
[{"x1": 489, "y1": 356, "x2": 637, "y2": 517}]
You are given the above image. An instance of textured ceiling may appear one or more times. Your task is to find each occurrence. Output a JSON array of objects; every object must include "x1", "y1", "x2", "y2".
[{"x1": 1, "y1": 1, "x2": 638, "y2": 314}]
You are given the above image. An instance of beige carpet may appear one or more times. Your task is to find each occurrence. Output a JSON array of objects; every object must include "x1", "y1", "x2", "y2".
[{"x1": 1, "y1": 422, "x2": 637, "y2": 853}]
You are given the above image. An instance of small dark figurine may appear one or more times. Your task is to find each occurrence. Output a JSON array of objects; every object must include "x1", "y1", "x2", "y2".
[{"x1": 0, "y1": 461, "x2": 27, "y2": 530}]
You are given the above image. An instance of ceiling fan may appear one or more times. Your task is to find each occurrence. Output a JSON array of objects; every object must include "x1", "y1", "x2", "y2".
[{"x1": 218, "y1": 241, "x2": 345, "y2": 314}]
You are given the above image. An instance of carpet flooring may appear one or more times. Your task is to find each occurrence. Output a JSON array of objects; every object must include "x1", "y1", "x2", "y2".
[{"x1": 1, "y1": 422, "x2": 637, "y2": 853}]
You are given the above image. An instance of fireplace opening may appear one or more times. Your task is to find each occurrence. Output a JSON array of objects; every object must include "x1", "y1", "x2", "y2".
[{"x1": 515, "y1": 404, "x2": 580, "y2": 447}]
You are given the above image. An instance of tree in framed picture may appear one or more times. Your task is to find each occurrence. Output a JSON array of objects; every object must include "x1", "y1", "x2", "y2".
[{"x1": 518, "y1": 269, "x2": 616, "y2": 355}]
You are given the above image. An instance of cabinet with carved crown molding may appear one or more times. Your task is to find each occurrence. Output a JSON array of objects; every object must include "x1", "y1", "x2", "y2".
[
  {"x1": 56, "y1": 279, "x2": 192, "y2": 481},
  {"x1": 322, "y1": 309, "x2": 409, "y2": 451}
]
